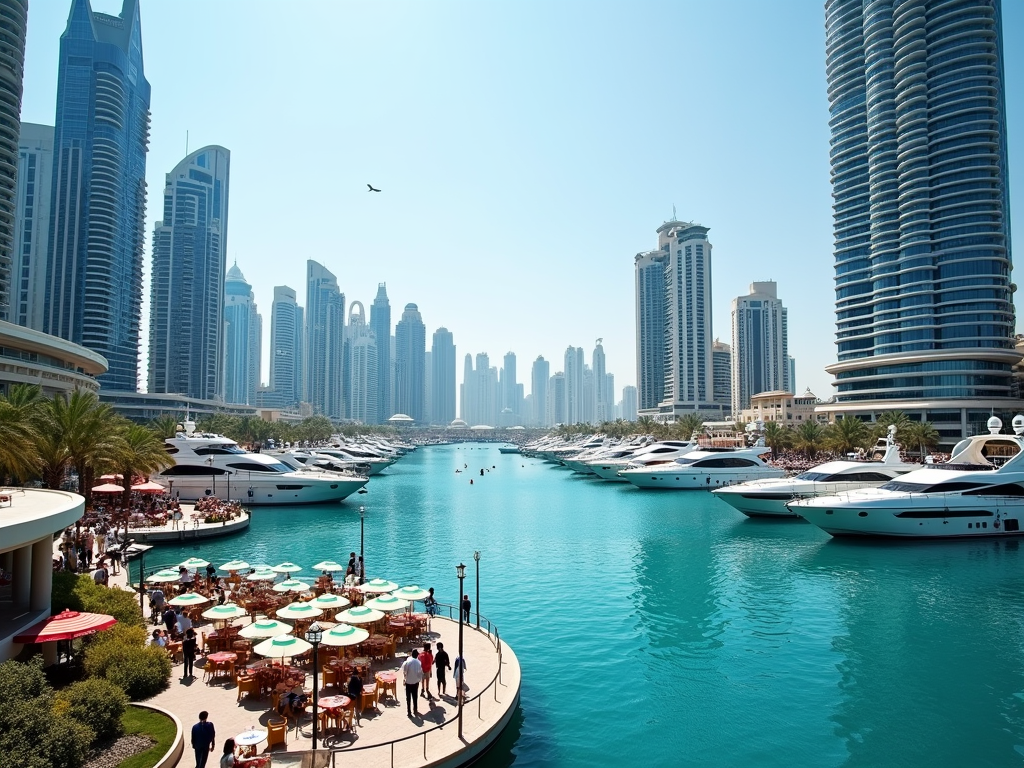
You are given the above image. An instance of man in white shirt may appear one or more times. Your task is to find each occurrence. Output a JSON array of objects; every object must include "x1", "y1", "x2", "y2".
[
  {"x1": 400, "y1": 649, "x2": 424, "y2": 717},
  {"x1": 176, "y1": 609, "x2": 193, "y2": 636}
]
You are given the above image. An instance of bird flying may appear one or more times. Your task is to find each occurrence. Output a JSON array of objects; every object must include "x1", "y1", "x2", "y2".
[{"x1": 367, "y1": 184, "x2": 381, "y2": 192}]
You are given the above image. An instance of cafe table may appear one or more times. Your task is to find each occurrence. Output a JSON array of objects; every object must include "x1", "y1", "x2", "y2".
[
  {"x1": 207, "y1": 651, "x2": 237, "y2": 682},
  {"x1": 234, "y1": 728, "x2": 267, "y2": 757}
]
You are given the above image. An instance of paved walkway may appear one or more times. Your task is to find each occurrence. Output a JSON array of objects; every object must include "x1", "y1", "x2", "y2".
[{"x1": 151, "y1": 616, "x2": 519, "y2": 767}]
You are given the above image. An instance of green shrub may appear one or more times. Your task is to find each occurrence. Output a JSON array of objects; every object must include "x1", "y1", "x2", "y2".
[
  {"x1": 103, "y1": 646, "x2": 171, "y2": 700},
  {"x1": 56, "y1": 678, "x2": 127, "y2": 744},
  {"x1": 52, "y1": 572, "x2": 145, "y2": 628},
  {"x1": 83, "y1": 625, "x2": 148, "y2": 680}
]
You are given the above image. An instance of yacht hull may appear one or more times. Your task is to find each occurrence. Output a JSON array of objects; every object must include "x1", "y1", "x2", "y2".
[
  {"x1": 621, "y1": 468, "x2": 785, "y2": 490},
  {"x1": 154, "y1": 475, "x2": 367, "y2": 505},
  {"x1": 792, "y1": 498, "x2": 1024, "y2": 538}
]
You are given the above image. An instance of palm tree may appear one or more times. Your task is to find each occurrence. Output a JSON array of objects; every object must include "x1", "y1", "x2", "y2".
[
  {"x1": 901, "y1": 420, "x2": 941, "y2": 460},
  {"x1": 148, "y1": 415, "x2": 181, "y2": 439},
  {"x1": 674, "y1": 414, "x2": 704, "y2": 441},
  {"x1": 792, "y1": 420, "x2": 825, "y2": 460},
  {"x1": 0, "y1": 399, "x2": 38, "y2": 482},
  {"x1": 635, "y1": 416, "x2": 657, "y2": 435},
  {"x1": 872, "y1": 410, "x2": 911, "y2": 442},
  {"x1": 112, "y1": 422, "x2": 174, "y2": 524},
  {"x1": 43, "y1": 390, "x2": 121, "y2": 507},
  {"x1": 824, "y1": 416, "x2": 870, "y2": 456},
  {"x1": 762, "y1": 421, "x2": 792, "y2": 458}
]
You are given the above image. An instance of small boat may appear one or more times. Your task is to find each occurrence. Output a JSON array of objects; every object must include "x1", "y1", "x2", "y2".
[{"x1": 498, "y1": 445, "x2": 521, "y2": 454}]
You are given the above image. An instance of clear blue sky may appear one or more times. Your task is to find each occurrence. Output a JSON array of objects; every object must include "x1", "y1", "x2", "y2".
[{"x1": 19, "y1": 1, "x2": 1024, "y2": 404}]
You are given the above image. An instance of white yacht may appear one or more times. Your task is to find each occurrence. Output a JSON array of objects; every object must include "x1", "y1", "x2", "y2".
[
  {"x1": 790, "y1": 416, "x2": 1024, "y2": 539},
  {"x1": 153, "y1": 421, "x2": 368, "y2": 505},
  {"x1": 712, "y1": 427, "x2": 919, "y2": 517},
  {"x1": 588, "y1": 440, "x2": 699, "y2": 481},
  {"x1": 619, "y1": 444, "x2": 784, "y2": 489},
  {"x1": 315, "y1": 447, "x2": 394, "y2": 475}
]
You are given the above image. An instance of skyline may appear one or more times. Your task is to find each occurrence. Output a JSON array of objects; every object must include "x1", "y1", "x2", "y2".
[{"x1": 19, "y1": 1, "x2": 1024, "y2": 402}]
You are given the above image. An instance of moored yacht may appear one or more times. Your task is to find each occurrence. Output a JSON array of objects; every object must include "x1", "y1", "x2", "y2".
[
  {"x1": 588, "y1": 439, "x2": 699, "y2": 481},
  {"x1": 153, "y1": 421, "x2": 367, "y2": 505},
  {"x1": 619, "y1": 444, "x2": 784, "y2": 489},
  {"x1": 712, "y1": 427, "x2": 919, "y2": 517},
  {"x1": 790, "y1": 416, "x2": 1024, "y2": 538}
]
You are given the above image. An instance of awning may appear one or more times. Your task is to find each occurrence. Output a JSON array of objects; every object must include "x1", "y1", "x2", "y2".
[{"x1": 14, "y1": 609, "x2": 117, "y2": 644}]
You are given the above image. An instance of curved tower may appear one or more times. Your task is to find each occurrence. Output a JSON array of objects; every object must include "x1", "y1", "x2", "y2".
[
  {"x1": 825, "y1": 0, "x2": 1016, "y2": 429},
  {"x1": 0, "y1": 0, "x2": 27, "y2": 321},
  {"x1": 223, "y1": 263, "x2": 260, "y2": 405}
]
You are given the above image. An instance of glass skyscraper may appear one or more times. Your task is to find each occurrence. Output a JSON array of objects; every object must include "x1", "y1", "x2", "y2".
[
  {"x1": 825, "y1": 0, "x2": 1015, "y2": 416},
  {"x1": 267, "y1": 285, "x2": 302, "y2": 407},
  {"x1": 222, "y1": 263, "x2": 260, "y2": 406},
  {"x1": 370, "y1": 283, "x2": 391, "y2": 423},
  {"x1": 305, "y1": 260, "x2": 345, "y2": 419},
  {"x1": 431, "y1": 327, "x2": 456, "y2": 426},
  {"x1": 0, "y1": 0, "x2": 27, "y2": 322},
  {"x1": 394, "y1": 303, "x2": 425, "y2": 421},
  {"x1": 44, "y1": 0, "x2": 151, "y2": 391},
  {"x1": 13, "y1": 123, "x2": 52, "y2": 331}
]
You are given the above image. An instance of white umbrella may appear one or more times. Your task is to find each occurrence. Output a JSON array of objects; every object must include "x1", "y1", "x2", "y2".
[
  {"x1": 146, "y1": 569, "x2": 181, "y2": 583},
  {"x1": 272, "y1": 579, "x2": 311, "y2": 593},
  {"x1": 358, "y1": 578, "x2": 399, "y2": 594},
  {"x1": 276, "y1": 602, "x2": 324, "y2": 620},
  {"x1": 309, "y1": 593, "x2": 350, "y2": 611},
  {"x1": 253, "y1": 634, "x2": 312, "y2": 660},
  {"x1": 271, "y1": 562, "x2": 303, "y2": 574},
  {"x1": 219, "y1": 560, "x2": 250, "y2": 572},
  {"x1": 336, "y1": 606, "x2": 384, "y2": 625},
  {"x1": 239, "y1": 619, "x2": 293, "y2": 639},
  {"x1": 319, "y1": 623, "x2": 369, "y2": 647},
  {"x1": 391, "y1": 585, "x2": 431, "y2": 602},
  {"x1": 168, "y1": 592, "x2": 210, "y2": 607},
  {"x1": 312, "y1": 560, "x2": 346, "y2": 572},
  {"x1": 179, "y1": 557, "x2": 210, "y2": 569},
  {"x1": 247, "y1": 569, "x2": 278, "y2": 582},
  {"x1": 201, "y1": 603, "x2": 247, "y2": 621},
  {"x1": 363, "y1": 594, "x2": 408, "y2": 612}
]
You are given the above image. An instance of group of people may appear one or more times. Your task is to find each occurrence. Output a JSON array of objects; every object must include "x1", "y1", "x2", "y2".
[
  {"x1": 399, "y1": 641, "x2": 465, "y2": 717},
  {"x1": 191, "y1": 711, "x2": 269, "y2": 768},
  {"x1": 57, "y1": 524, "x2": 127, "y2": 575}
]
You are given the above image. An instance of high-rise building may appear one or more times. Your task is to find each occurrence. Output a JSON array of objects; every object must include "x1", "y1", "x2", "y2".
[
  {"x1": 305, "y1": 260, "x2": 345, "y2": 419},
  {"x1": 500, "y1": 351, "x2": 519, "y2": 421},
  {"x1": 423, "y1": 350, "x2": 432, "y2": 424},
  {"x1": 603, "y1": 372, "x2": 614, "y2": 421},
  {"x1": 346, "y1": 301, "x2": 377, "y2": 424},
  {"x1": 267, "y1": 286, "x2": 302, "y2": 408},
  {"x1": 788, "y1": 356, "x2": 796, "y2": 396},
  {"x1": 0, "y1": 0, "x2": 27, "y2": 322},
  {"x1": 634, "y1": 249, "x2": 666, "y2": 412},
  {"x1": 731, "y1": 282, "x2": 789, "y2": 414},
  {"x1": 823, "y1": 0, "x2": 1017, "y2": 438},
  {"x1": 148, "y1": 146, "x2": 230, "y2": 400},
  {"x1": 431, "y1": 327, "x2": 456, "y2": 426},
  {"x1": 370, "y1": 284, "x2": 391, "y2": 424},
  {"x1": 564, "y1": 346, "x2": 584, "y2": 424},
  {"x1": 548, "y1": 372, "x2": 566, "y2": 426},
  {"x1": 531, "y1": 355, "x2": 549, "y2": 427},
  {"x1": 13, "y1": 123, "x2": 52, "y2": 330},
  {"x1": 462, "y1": 352, "x2": 498, "y2": 426},
  {"x1": 712, "y1": 339, "x2": 732, "y2": 414},
  {"x1": 621, "y1": 385, "x2": 638, "y2": 421},
  {"x1": 223, "y1": 263, "x2": 260, "y2": 405},
  {"x1": 394, "y1": 303, "x2": 425, "y2": 421},
  {"x1": 593, "y1": 341, "x2": 610, "y2": 422},
  {"x1": 44, "y1": 0, "x2": 151, "y2": 391}
]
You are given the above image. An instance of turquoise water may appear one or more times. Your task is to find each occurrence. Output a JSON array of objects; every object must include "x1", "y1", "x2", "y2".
[{"x1": 140, "y1": 443, "x2": 1024, "y2": 767}]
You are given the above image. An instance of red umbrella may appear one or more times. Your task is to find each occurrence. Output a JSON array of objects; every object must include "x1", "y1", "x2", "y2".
[
  {"x1": 130, "y1": 481, "x2": 166, "y2": 493},
  {"x1": 91, "y1": 483, "x2": 125, "y2": 493},
  {"x1": 14, "y1": 609, "x2": 117, "y2": 643},
  {"x1": 99, "y1": 474, "x2": 124, "y2": 481}
]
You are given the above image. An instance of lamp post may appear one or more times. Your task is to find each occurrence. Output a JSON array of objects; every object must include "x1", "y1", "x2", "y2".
[
  {"x1": 359, "y1": 505, "x2": 365, "y2": 585},
  {"x1": 456, "y1": 562, "x2": 466, "y2": 739},
  {"x1": 305, "y1": 621, "x2": 324, "y2": 750},
  {"x1": 473, "y1": 551, "x2": 480, "y2": 630}
]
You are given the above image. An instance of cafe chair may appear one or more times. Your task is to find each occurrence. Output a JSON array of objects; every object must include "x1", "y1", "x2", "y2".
[
  {"x1": 236, "y1": 674, "x2": 258, "y2": 702},
  {"x1": 321, "y1": 666, "x2": 337, "y2": 688},
  {"x1": 266, "y1": 719, "x2": 288, "y2": 748},
  {"x1": 359, "y1": 683, "x2": 378, "y2": 714}
]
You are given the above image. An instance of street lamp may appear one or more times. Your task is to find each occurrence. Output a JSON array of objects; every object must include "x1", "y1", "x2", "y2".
[
  {"x1": 305, "y1": 621, "x2": 324, "y2": 750},
  {"x1": 473, "y1": 551, "x2": 480, "y2": 630},
  {"x1": 456, "y1": 562, "x2": 466, "y2": 739},
  {"x1": 359, "y1": 506, "x2": 365, "y2": 585}
]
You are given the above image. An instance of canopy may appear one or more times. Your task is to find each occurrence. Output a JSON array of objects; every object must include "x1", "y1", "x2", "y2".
[
  {"x1": 239, "y1": 619, "x2": 293, "y2": 639},
  {"x1": 201, "y1": 603, "x2": 247, "y2": 620},
  {"x1": 99, "y1": 474, "x2": 124, "y2": 481},
  {"x1": 168, "y1": 592, "x2": 210, "y2": 607},
  {"x1": 91, "y1": 483, "x2": 125, "y2": 493},
  {"x1": 131, "y1": 481, "x2": 166, "y2": 493},
  {"x1": 146, "y1": 569, "x2": 181, "y2": 583},
  {"x1": 179, "y1": 557, "x2": 210, "y2": 569},
  {"x1": 336, "y1": 606, "x2": 384, "y2": 625},
  {"x1": 309, "y1": 593, "x2": 351, "y2": 611},
  {"x1": 276, "y1": 602, "x2": 323, "y2": 620},
  {"x1": 14, "y1": 609, "x2": 116, "y2": 644},
  {"x1": 312, "y1": 560, "x2": 346, "y2": 572},
  {"x1": 218, "y1": 560, "x2": 250, "y2": 572},
  {"x1": 319, "y1": 623, "x2": 369, "y2": 648},
  {"x1": 247, "y1": 570, "x2": 278, "y2": 582},
  {"x1": 272, "y1": 579, "x2": 311, "y2": 593},
  {"x1": 391, "y1": 585, "x2": 431, "y2": 602},
  {"x1": 253, "y1": 634, "x2": 312, "y2": 660},
  {"x1": 271, "y1": 562, "x2": 303, "y2": 574},
  {"x1": 363, "y1": 594, "x2": 409, "y2": 612},
  {"x1": 358, "y1": 578, "x2": 399, "y2": 594}
]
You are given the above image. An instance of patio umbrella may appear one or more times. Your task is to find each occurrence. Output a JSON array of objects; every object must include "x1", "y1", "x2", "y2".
[
  {"x1": 99, "y1": 474, "x2": 124, "y2": 481},
  {"x1": 168, "y1": 592, "x2": 210, "y2": 607},
  {"x1": 319, "y1": 623, "x2": 369, "y2": 648},
  {"x1": 271, "y1": 562, "x2": 303, "y2": 574},
  {"x1": 336, "y1": 605, "x2": 384, "y2": 625},
  {"x1": 391, "y1": 585, "x2": 431, "y2": 602},
  {"x1": 272, "y1": 579, "x2": 310, "y2": 593},
  {"x1": 309, "y1": 593, "x2": 350, "y2": 611},
  {"x1": 131, "y1": 481, "x2": 166, "y2": 493},
  {"x1": 146, "y1": 569, "x2": 181, "y2": 583},
  {"x1": 358, "y1": 578, "x2": 399, "y2": 594},
  {"x1": 276, "y1": 602, "x2": 323, "y2": 620},
  {"x1": 91, "y1": 483, "x2": 125, "y2": 494},
  {"x1": 363, "y1": 594, "x2": 408, "y2": 613},
  {"x1": 179, "y1": 557, "x2": 210, "y2": 569},
  {"x1": 218, "y1": 560, "x2": 250, "y2": 572},
  {"x1": 246, "y1": 569, "x2": 278, "y2": 582},
  {"x1": 239, "y1": 619, "x2": 293, "y2": 639},
  {"x1": 14, "y1": 609, "x2": 117, "y2": 643},
  {"x1": 201, "y1": 603, "x2": 247, "y2": 621},
  {"x1": 253, "y1": 634, "x2": 312, "y2": 660},
  {"x1": 312, "y1": 560, "x2": 345, "y2": 572}
]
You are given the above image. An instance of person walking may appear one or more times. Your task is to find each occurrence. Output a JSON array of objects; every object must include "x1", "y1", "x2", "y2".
[
  {"x1": 434, "y1": 642, "x2": 451, "y2": 697},
  {"x1": 453, "y1": 654, "x2": 467, "y2": 705},
  {"x1": 423, "y1": 587, "x2": 437, "y2": 617},
  {"x1": 461, "y1": 594, "x2": 471, "y2": 623},
  {"x1": 400, "y1": 648, "x2": 424, "y2": 717},
  {"x1": 182, "y1": 628, "x2": 198, "y2": 679},
  {"x1": 419, "y1": 643, "x2": 434, "y2": 699},
  {"x1": 347, "y1": 670, "x2": 363, "y2": 724},
  {"x1": 191, "y1": 711, "x2": 216, "y2": 768}
]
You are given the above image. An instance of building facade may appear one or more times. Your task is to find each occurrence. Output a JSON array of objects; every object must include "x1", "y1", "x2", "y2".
[
  {"x1": 0, "y1": 0, "x2": 26, "y2": 323},
  {"x1": 548, "y1": 372, "x2": 566, "y2": 426},
  {"x1": 712, "y1": 339, "x2": 732, "y2": 414},
  {"x1": 223, "y1": 263, "x2": 260, "y2": 405},
  {"x1": 431, "y1": 327, "x2": 456, "y2": 426},
  {"x1": 266, "y1": 286, "x2": 302, "y2": 408},
  {"x1": 531, "y1": 355, "x2": 549, "y2": 427},
  {"x1": 564, "y1": 346, "x2": 585, "y2": 424},
  {"x1": 44, "y1": 0, "x2": 151, "y2": 391},
  {"x1": 13, "y1": 123, "x2": 52, "y2": 331},
  {"x1": 635, "y1": 249, "x2": 666, "y2": 412},
  {"x1": 346, "y1": 301, "x2": 377, "y2": 424},
  {"x1": 394, "y1": 303, "x2": 425, "y2": 421},
  {"x1": 305, "y1": 260, "x2": 345, "y2": 419},
  {"x1": 370, "y1": 283, "x2": 391, "y2": 424},
  {"x1": 621, "y1": 384, "x2": 638, "y2": 421},
  {"x1": 823, "y1": 0, "x2": 1017, "y2": 441},
  {"x1": 148, "y1": 146, "x2": 230, "y2": 400},
  {"x1": 731, "y1": 281, "x2": 789, "y2": 415}
]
